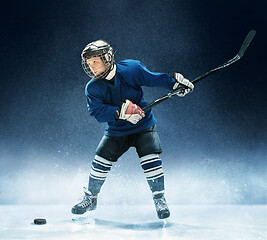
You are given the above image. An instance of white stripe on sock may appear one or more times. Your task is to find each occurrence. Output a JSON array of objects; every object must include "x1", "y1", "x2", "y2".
[
  {"x1": 91, "y1": 165, "x2": 109, "y2": 173},
  {"x1": 140, "y1": 158, "x2": 161, "y2": 166},
  {"x1": 89, "y1": 173, "x2": 106, "y2": 181},
  {"x1": 140, "y1": 154, "x2": 159, "y2": 163},
  {"x1": 93, "y1": 160, "x2": 110, "y2": 168},
  {"x1": 144, "y1": 168, "x2": 163, "y2": 178},
  {"x1": 95, "y1": 155, "x2": 113, "y2": 166},
  {"x1": 90, "y1": 168, "x2": 109, "y2": 178},
  {"x1": 144, "y1": 166, "x2": 162, "y2": 173},
  {"x1": 147, "y1": 173, "x2": 164, "y2": 181}
]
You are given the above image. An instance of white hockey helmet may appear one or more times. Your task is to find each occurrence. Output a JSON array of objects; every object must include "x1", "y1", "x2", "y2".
[{"x1": 81, "y1": 40, "x2": 115, "y2": 79}]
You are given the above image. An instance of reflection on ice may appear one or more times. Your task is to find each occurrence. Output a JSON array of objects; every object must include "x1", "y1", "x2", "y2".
[
  {"x1": 0, "y1": 205, "x2": 265, "y2": 240},
  {"x1": 74, "y1": 217, "x2": 174, "y2": 230}
]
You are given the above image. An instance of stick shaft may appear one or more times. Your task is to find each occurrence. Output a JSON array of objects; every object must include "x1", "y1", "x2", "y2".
[{"x1": 143, "y1": 30, "x2": 256, "y2": 112}]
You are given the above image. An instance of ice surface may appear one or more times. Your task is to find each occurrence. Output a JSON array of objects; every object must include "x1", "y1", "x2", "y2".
[{"x1": 0, "y1": 205, "x2": 266, "y2": 240}]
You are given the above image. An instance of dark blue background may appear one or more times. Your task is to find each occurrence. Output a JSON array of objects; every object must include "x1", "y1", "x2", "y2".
[{"x1": 0, "y1": 0, "x2": 266, "y2": 204}]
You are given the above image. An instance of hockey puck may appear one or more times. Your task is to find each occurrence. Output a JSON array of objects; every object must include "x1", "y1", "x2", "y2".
[{"x1": 34, "y1": 218, "x2": 47, "y2": 225}]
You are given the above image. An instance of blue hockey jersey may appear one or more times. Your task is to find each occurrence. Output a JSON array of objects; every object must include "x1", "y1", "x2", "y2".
[{"x1": 85, "y1": 59, "x2": 176, "y2": 137}]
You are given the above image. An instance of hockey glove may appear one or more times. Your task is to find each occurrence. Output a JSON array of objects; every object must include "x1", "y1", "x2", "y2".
[
  {"x1": 173, "y1": 73, "x2": 194, "y2": 97},
  {"x1": 115, "y1": 99, "x2": 145, "y2": 124}
]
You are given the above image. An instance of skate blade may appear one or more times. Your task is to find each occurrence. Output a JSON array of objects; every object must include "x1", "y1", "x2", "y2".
[{"x1": 72, "y1": 211, "x2": 96, "y2": 221}]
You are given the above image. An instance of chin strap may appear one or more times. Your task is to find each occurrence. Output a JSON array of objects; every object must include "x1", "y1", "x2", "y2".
[{"x1": 105, "y1": 64, "x2": 117, "y2": 80}]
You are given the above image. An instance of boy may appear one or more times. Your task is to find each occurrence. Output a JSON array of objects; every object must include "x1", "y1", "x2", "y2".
[{"x1": 72, "y1": 40, "x2": 194, "y2": 219}]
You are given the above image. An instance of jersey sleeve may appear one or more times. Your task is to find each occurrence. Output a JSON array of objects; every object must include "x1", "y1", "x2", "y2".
[
  {"x1": 85, "y1": 82, "x2": 118, "y2": 123},
  {"x1": 137, "y1": 61, "x2": 176, "y2": 89}
]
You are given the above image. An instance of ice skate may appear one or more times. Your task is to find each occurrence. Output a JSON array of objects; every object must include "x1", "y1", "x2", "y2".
[
  {"x1": 71, "y1": 187, "x2": 97, "y2": 215},
  {"x1": 153, "y1": 192, "x2": 170, "y2": 219}
]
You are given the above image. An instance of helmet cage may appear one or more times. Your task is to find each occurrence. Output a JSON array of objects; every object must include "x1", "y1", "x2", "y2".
[{"x1": 81, "y1": 48, "x2": 115, "y2": 79}]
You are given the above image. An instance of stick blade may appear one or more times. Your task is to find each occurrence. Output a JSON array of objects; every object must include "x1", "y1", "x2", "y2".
[{"x1": 237, "y1": 30, "x2": 256, "y2": 58}]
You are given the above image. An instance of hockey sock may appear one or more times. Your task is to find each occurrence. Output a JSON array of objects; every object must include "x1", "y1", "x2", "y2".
[
  {"x1": 140, "y1": 154, "x2": 165, "y2": 193},
  {"x1": 88, "y1": 155, "x2": 113, "y2": 195}
]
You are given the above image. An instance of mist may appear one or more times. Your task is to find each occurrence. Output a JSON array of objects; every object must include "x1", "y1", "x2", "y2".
[{"x1": 0, "y1": 0, "x2": 266, "y2": 206}]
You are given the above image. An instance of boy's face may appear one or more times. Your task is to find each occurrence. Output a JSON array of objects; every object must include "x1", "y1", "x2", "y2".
[{"x1": 86, "y1": 56, "x2": 107, "y2": 76}]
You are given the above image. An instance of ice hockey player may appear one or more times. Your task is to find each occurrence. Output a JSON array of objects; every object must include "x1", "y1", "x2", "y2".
[{"x1": 71, "y1": 40, "x2": 194, "y2": 219}]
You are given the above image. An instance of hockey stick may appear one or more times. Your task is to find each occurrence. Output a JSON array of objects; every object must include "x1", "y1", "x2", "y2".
[{"x1": 143, "y1": 30, "x2": 256, "y2": 112}]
